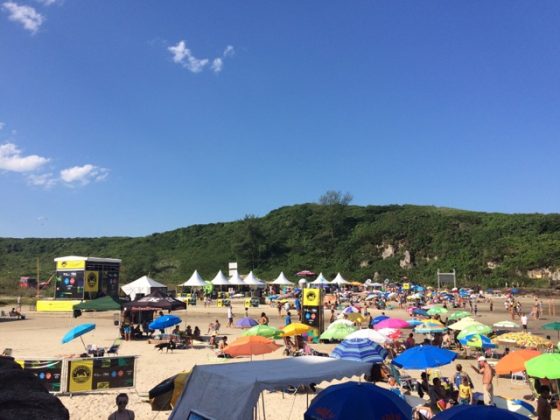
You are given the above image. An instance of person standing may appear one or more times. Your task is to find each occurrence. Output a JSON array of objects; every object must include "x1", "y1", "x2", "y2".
[
  {"x1": 521, "y1": 313, "x2": 528, "y2": 331},
  {"x1": 471, "y1": 356, "x2": 495, "y2": 405},
  {"x1": 227, "y1": 304, "x2": 233, "y2": 328},
  {"x1": 108, "y1": 393, "x2": 135, "y2": 420},
  {"x1": 284, "y1": 311, "x2": 292, "y2": 326},
  {"x1": 537, "y1": 386, "x2": 552, "y2": 420}
]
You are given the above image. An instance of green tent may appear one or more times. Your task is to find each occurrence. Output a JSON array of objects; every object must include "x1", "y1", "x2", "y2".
[{"x1": 73, "y1": 296, "x2": 121, "y2": 311}]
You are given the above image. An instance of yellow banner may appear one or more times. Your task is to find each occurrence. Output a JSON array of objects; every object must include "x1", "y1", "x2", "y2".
[
  {"x1": 56, "y1": 260, "x2": 85, "y2": 270},
  {"x1": 303, "y1": 288, "x2": 320, "y2": 307},
  {"x1": 84, "y1": 271, "x2": 99, "y2": 292},
  {"x1": 36, "y1": 300, "x2": 81, "y2": 312},
  {"x1": 403, "y1": 282, "x2": 410, "y2": 290},
  {"x1": 68, "y1": 359, "x2": 93, "y2": 392}
]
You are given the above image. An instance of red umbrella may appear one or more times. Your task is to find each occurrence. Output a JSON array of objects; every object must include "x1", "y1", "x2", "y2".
[{"x1": 296, "y1": 270, "x2": 316, "y2": 277}]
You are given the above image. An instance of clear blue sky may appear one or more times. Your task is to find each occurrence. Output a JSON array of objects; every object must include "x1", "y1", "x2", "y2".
[{"x1": 1, "y1": 1, "x2": 559, "y2": 238}]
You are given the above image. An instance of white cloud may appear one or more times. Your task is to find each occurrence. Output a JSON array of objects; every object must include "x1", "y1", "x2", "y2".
[
  {"x1": 2, "y1": 2, "x2": 44, "y2": 34},
  {"x1": 60, "y1": 164, "x2": 109, "y2": 186},
  {"x1": 211, "y1": 58, "x2": 223, "y2": 73},
  {"x1": 223, "y1": 45, "x2": 235, "y2": 57},
  {"x1": 0, "y1": 122, "x2": 5, "y2": 130},
  {"x1": 0, "y1": 143, "x2": 49, "y2": 172},
  {"x1": 168, "y1": 40, "x2": 209, "y2": 73},
  {"x1": 36, "y1": 0, "x2": 58, "y2": 5},
  {"x1": 27, "y1": 172, "x2": 56, "y2": 188}
]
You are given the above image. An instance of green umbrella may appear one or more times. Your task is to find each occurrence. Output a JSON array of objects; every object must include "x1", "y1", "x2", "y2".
[
  {"x1": 525, "y1": 354, "x2": 560, "y2": 379},
  {"x1": 427, "y1": 306, "x2": 448, "y2": 316},
  {"x1": 243, "y1": 325, "x2": 284, "y2": 339},
  {"x1": 543, "y1": 322, "x2": 560, "y2": 339},
  {"x1": 448, "y1": 311, "x2": 471, "y2": 321},
  {"x1": 457, "y1": 323, "x2": 492, "y2": 340},
  {"x1": 320, "y1": 324, "x2": 357, "y2": 341}
]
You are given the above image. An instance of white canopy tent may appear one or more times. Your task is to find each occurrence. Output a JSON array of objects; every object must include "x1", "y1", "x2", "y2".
[
  {"x1": 178, "y1": 270, "x2": 206, "y2": 287},
  {"x1": 228, "y1": 272, "x2": 245, "y2": 286},
  {"x1": 211, "y1": 270, "x2": 230, "y2": 286},
  {"x1": 169, "y1": 356, "x2": 371, "y2": 420},
  {"x1": 121, "y1": 275, "x2": 167, "y2": 301},
  {"x1": 330, "y1": 272, "x2": 349, "y2": 286},
  {"x1": 310, "y1": 272, "x2": 330, "y2": 287},
  {"x1": 243, "y1": 271, "x2": 265, "y2": 287},
  {"x1": 271, "y1": 271, "x2": 294, "y2": 285}
]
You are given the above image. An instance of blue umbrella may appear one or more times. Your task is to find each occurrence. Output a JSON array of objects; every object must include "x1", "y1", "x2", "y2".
[
  {"x1": 305, "y1": 381, "x2": 411, "y2": 420},
  {"x1": 235, "y1": 317, "x2": 258, "y2": 328},
  {"x1": 392, "y1": 345, "x2": 457, "y2": 370},
  {"x1": 330, "y1": 338, "x2": 388, "y2": 363},
  {"x1": 413, "y1": 308, "x2": 429, "y2": 317},
  {"x1": 371, "y1": 315, "x2": 389, "y2": 326},
  {"x1": 407, "y1": 319, "x2": 423, "y2": 327},
  {"x1": 61, "y1": 323, "x2": 96, "y2": 349},
  {"x1": 149, "y1": 315, "x2": 182, "y2": 330},
  {"x1": 433, "y1": 405, "x2": 527, "y2": 420}
]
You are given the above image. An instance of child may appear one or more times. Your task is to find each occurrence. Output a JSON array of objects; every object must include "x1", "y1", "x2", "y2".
[{"x1": 458, "y1": 376, "x2": 472, "y2": 405}]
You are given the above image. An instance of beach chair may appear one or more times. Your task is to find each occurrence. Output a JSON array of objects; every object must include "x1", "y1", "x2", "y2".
[
  {"x1": 388, "y1": 363, "x2": 416, "y2": 391},
  {"x1": 107, "y1": 338, "x2": 122, "y2": 355},
  {"x1": 511, "y1": 371, "x2": 526, "y2": 385}
]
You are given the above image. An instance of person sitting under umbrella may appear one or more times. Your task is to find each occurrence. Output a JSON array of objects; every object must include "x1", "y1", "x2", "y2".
[{"x1": 428, "y1": 378, "x2": 453, "y2": 411}]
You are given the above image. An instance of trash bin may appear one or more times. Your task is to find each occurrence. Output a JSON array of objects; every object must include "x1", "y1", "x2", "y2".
[
  {"x1": 113, "y1": 313, "x2": 120, "y2": 326},
  {"x1": 250, "y1": 297, "x2": 260, "y2": 308},
  {"x1": 189, "y1": 295, "x2": 197, "y2": 305},
  {"x1": 216, "y1": 299, "x2": 223, "y2": 307}
]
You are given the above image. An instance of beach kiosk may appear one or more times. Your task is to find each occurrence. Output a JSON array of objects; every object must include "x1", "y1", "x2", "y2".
[{"x1": 37, "y1": 256, "x2": 121, "y2": 312}]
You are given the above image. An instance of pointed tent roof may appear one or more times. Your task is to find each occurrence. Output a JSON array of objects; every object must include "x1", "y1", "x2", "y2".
[
  {"x1": 272, "y1": 272, "x2": 294, "y2": 285},
  {"x1": 179, "y1": 270, "x2": 206, "y2": 287},
  {"x1": 121, "y1": 275, "x2": 167, "y2": 300},
  {"x1": 311, "y1": 272, "x2": 330, "y2": 285},
  {"x1": 331, "y1": 273, "x2": 349, "y2": 285},
  {"x1": 211, "y1": 270, "x2": 230, "y2": 286},
  {"x1": 243, "y1": 271, "x2": 265, "y2": 287},
  {"x1": 229, "y1": 272, "x2": 246, "y2": 286}
]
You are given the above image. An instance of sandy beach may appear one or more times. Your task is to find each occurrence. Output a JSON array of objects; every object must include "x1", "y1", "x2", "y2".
[{"x1": 1, "y1": 294, "x2": 560, "y2": 419}]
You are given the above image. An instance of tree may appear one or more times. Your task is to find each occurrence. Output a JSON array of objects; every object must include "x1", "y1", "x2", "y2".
[{"x1": 319, "y1": 190, "x2": 353, "y2": 206}]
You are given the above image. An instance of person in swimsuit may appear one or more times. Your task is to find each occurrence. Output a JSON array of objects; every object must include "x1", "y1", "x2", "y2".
[{"x1": 108, "y1": 393, "x2": 135, "y2": 420}]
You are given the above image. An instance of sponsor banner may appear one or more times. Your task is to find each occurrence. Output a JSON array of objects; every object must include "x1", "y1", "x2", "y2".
[
  {"x1": 66, "y1": 356, "x2": 135, "y2": 392},
  {"x1": 55, "y1": 271, "x2": 84, "y2": 299},
  {"x1": 36, "y1": 299, "x2": 81, "y2": 312},
  {"x1": 302, "y1": 288, "x2": 321, "y2": 307},
  {"x1": 403, "y1": 283, "x2": 410, "y2": 290},
  {"x1": 68, "y1": 359, "x2": 94, "y2": 392},
  {"x1": 16, "y1": 359, "x2": 63, "y2": 392},
  {"x1": 84, "y1": 271, "x2": 99, "y2": 292},
  {"x1": 56, "y1": 260, "x2": 85, "y2": 270}
]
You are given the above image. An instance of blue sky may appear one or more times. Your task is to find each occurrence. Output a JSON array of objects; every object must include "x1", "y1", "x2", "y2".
[{"x1": 1, "y1": 1, "x2": 560, "y2": 238}]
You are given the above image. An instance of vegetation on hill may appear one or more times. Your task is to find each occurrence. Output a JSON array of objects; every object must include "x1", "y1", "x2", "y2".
[{"x1": 1, "y1": 197, "x2": 560, "y2": 291}]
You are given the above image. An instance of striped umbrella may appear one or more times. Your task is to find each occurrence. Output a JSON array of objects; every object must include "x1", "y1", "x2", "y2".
[{"x1": 331, "y1": 338, "x2": 388, "y2": 363}]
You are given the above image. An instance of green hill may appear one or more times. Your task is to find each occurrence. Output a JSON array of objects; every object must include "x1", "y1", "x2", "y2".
[{"x1": 2, "y1": 203, "x2": 560, "y2": 291}]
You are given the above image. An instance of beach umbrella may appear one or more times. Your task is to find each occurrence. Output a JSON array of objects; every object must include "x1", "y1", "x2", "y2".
[
  {"x1": 524, "y1": 353, "x2": 560, "y2": 379},
  {"x1": 149, "y1": 371, "x2": 191, "y2": 411},
  {"x1": 495, "y1": 349, "x2": 541, "y2": 375},
  {"x1": 374, "y1": 318, "x2": 409, "y2": 330},
  {"x1": 493, "y1": 321, "x2": 520, "y2": 329},
  {"x1": 414, "y1": 323, "x2": 447, "y2": 334},
  {"x1": 412, "y1": 308, "x2": 429, "y2": 317},
  {"x1": 458, "y1": 334, "x2": 496, "y2": 349},
  {"x1": 392, "y1": 345, "x2": 457, "y2": 370},
  {"x1": 542, "y1": 321, "x2": 560, "y2": 339},
  {"x1": 331, "y1": 338, "x2": 388, "y2": 363},
  {"x1": 448, "y1": 311, "x2": 471, "y2": 321},
  {"x1": 304, "y1": 382, "x2": 411, "y2": 420},
  {"x1": 235, "y1": 317, "x2": 258, "y2": 329},
  {"x1": 149, "y1": 315, "x2": 182, "y2": 331},
  {"x1": 433, "y1": 405, "x2": 527, "y2": 420},
  {"x1": 371, "y1": 315, "x2": 389, "y2": 326},
  {"x1": 243, "y1": 325, "x2": 284, "y2": 339},
  {"x1": 448, "y1": 317, "x2": 477, "y2": 331},
  {"x1": 346, "y1": 313, "x2": 366, "y2": 324},
  {"x1": 427, "y1": 306, "x2": 448, "y2": 316},
  {"x1": 457, "y1": 324, "x2": 492, "y2": 340},
  {"x1": 345, "y1": 328, "x2": 392, "y2": 344},
  {"x1": 297, "y1": 270, "x2": 315, "y2": 277},
  {"x1": 377, "y1": 328, "x2": 401, "y2": 339},
  {"x1": 342, "y1": 306, "x2": 359, "y2": 315},
  {"x1": 281, "y1": 322, "x2": 312, "y2": 337},
  {"x1": 61, "y1": 323, "x2": 96, "y2": 350},
  {"x1": 320, "y1": 324, "x2": 357, "y2": 341},
  {"x1": 330, "y1": 319, "x2": 354, "y2": 328},
  {"x1": 224, "y1": 336, "x2": 281, "y2": 359},
  {"x1": 407, "y1": 319, "x2": 423, "y2": 328}
]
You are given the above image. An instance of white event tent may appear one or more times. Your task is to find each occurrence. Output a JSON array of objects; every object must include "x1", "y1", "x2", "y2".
[
  {"x1": 243, "y1": 271, "x2": 265, "y2": 287},
  {"x1": 331, "y1": 272, "x2": 349, "y2": 286},
  {"x1": 121, "y1": 275, "x2": 167, "y2": 301},
  {"x1": 178, "y1": 270, "x2": 206, "y2": 287},
  {"x1": 210, "y1": 270, "x2": 230, "y2": 286},
  {"x1": 310, "y1": 272, "x2": 330, "y2": 287},
  {"x1": 228, "y1": 272, "x2": 245, "y2": 286},
  {"x1": 271, "y1": 272, "x2": 294, "y2": 285}
]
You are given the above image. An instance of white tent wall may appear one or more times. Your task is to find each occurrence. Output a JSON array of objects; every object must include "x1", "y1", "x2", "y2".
[{"x1": 121, "y1": 275, "x2": 167, "y2": 301}]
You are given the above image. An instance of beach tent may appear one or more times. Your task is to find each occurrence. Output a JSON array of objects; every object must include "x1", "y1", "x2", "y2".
[
  {"x1": 310, "y1": 272, "x2": 330, "y2": 286},
  {"x1": 123, "y1": 291, "x2": 186, "y2": 311},
  {"x1": 331, "y1": 273, "x2": 349, "y2": 286},
  {"x1": 271, "y1": 272, "x2": 294, "y2": 285},
  {"x1": 178, "y1": 270, "x2": 206, "y2": 287},
  {"x1": 210, "y1": 270, "x2": 230, "y2": 286},
  {"x1": 169, "y1": 356, "x2": 371, "y2": 420},
  {"x1": 121, "y1": 275, "x2": 167, "y2": 301},
  {"x1": 73, "y1": 296, "x2": 121, "y2": 311},
  {"x1": 229, "y1": 273, "x2": 246, "y2": 286},
  {"x1": 244, "y1": 271, "x2": 265, "y2": 287}
]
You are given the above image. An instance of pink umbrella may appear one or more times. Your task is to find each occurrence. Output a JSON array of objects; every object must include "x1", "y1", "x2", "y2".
[
  {"x1": 374, "y1": 318, "x2": 409, "y2": 330},
  {"x1": 297, "y1": 270, "x2": 316, "y2": 277}
]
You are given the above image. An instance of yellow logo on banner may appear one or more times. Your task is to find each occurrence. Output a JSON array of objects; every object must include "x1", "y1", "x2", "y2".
[
  {"x1": 84, "y1": 271, "x2": 99, "y2": 292},
  {"x1": 68, "y1": 360, "x2": 93, "y2": 392},
  {"x1": 56, "y1": 260, "x2": 85, "y2": 270},
  {"x1": 303, "y1": 288, "x2": 320, "y2": 307},
  {"x1": 403, "y1": 283, "x2": 410, "y2": 290}
]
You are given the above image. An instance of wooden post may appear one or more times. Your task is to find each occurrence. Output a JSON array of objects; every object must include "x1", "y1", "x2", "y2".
[{"x1": 36, "y1": 257, "x2": 40, "y2": 298}]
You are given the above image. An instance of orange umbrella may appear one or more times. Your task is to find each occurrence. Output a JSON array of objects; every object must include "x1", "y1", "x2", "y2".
[
  {"x1": 223, "y1": 336, "x2": 281, "y2": 359},
  {"x1": 495, "y1": 349, "x2": 541, "y2": 375}
]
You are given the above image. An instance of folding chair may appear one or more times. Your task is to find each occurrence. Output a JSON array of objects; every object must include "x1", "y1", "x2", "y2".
[{"x1": 511, "y1": 371, "x2": 526, "y2": 384}]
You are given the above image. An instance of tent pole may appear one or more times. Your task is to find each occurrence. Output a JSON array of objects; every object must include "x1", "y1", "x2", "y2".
[
  {"x1": 262, "y1": 392, "x2": 266, "y2": 420},
  {"x1": 80, "y1": 336, "x2": 87, "y2": 351}
]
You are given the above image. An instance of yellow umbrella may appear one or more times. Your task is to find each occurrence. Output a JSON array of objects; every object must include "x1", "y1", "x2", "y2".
[
  {"x1": 421, "y1": 318, "x2": 445, "y2": 327},
  {"x1": 448, "y1": 317, "x2": 479, "y2": 331},
  {"x1": 281, "y1": 322, "x2": 312, "y2": 336},
  {"x1": 347, "y1": 313, "x2": 366, "y2": 323}
]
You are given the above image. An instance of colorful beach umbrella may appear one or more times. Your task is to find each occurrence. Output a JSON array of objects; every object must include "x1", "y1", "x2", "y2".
[
  {"x1": 330, "y1": 319, "x2": 355, "y2": 328},
  {"x1": 149, "y1": 315, "x2": 182, "y2": 331},
  {"x1": 235, "y1": 317, "x2": 258, "y2": 328},
  {"x1": 347, "y1": 313, "x2": 366, "y2": 323},
  {"x1": 448, "y1": 317, "x2": 477, "y2": 331},
  {"x1": 448, "y1": 311, "x2": 471, "y2": 321},
  {"x1": 495, "y1": 349, "x2": 541, "y2": 375},
  {"x1": 542, "y1": 321, "x2": 560, "y2": 339},
  {"x1": 427, "y1": 306, "x2": 448, "y2": 316},
  {"x1": 223, "y1": 336, "x2": 281, "y2": 358},
  {"x1": 377, "y1": 328, "x2": 401, "y2": 339},
  {"x1": 371, "y1": 315, "x2": 389, "y2": 326},
  {"x1": 392, "y1": 345, "x2": 457, "y2": 370},
  {"x1": 458, "y1": 334, "x2": 496, "y2": 349},
  {"x1": 320, "y1": 324, "x2": 357, "y2": 341},
  {"x1": 243, "y1": 325, "x2": 284, "y2": 339},
  {"x1": 281, "y1": 322, "x2": 312, "y2": 337},
  {"x1": 414, "y1": 323, "x2": 447, "y2": 334},
  {"x1": 345, "y1": 328, "x2": 392, "y2": 344},
  {"x1": 407, "y1": 319, "x2": 423, "y2": 328},
  {"x1": 330, "y1": 338, "x2": 388, "y2": 363},
  {"x1": 342, "y1": 306, "x2": 359, "y2": 315},
  {"x1": 457, "y1": 324, "x2": 492, "y2": 340},
  {"x1": 61, "y1": 323, "x2": 96, "y2": 349},
  {"x1": 433, "y1": 405, "x2": 527, "y2": 420},
  {"x1": 412, "y1": 308, "x2": 429, "y2": 317},
  {"x1": 493, "y1": 321, "x2": 520, "y2": 329},
  {"x1": 374, "y1": 318, "x2": 409, "y2": 330},
  {"x1": 524, "y1": 353, "x2": 560, "y2": 379},
  {"x1": 304, "y1": 382, "x2": 411, "y2": 420}
]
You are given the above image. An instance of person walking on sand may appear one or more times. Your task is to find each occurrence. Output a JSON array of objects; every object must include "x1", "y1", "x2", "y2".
[
  {"x1": 227, "y1": 304, "x2": 234, "y2": 328},
  {"x1": 521, "y1": 313, "x2": 528, "y2": 331},
  {"x1": 108, "y1": 393, "x2": 135, "y2": 420},
  {"x1": 471, "y1": 356, "x2": 495, "y2": 405}
]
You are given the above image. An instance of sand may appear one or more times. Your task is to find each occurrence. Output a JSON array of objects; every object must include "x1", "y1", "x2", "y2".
[{"x1": 1, "y1": 294, "x2": 559, "y2": 419}]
